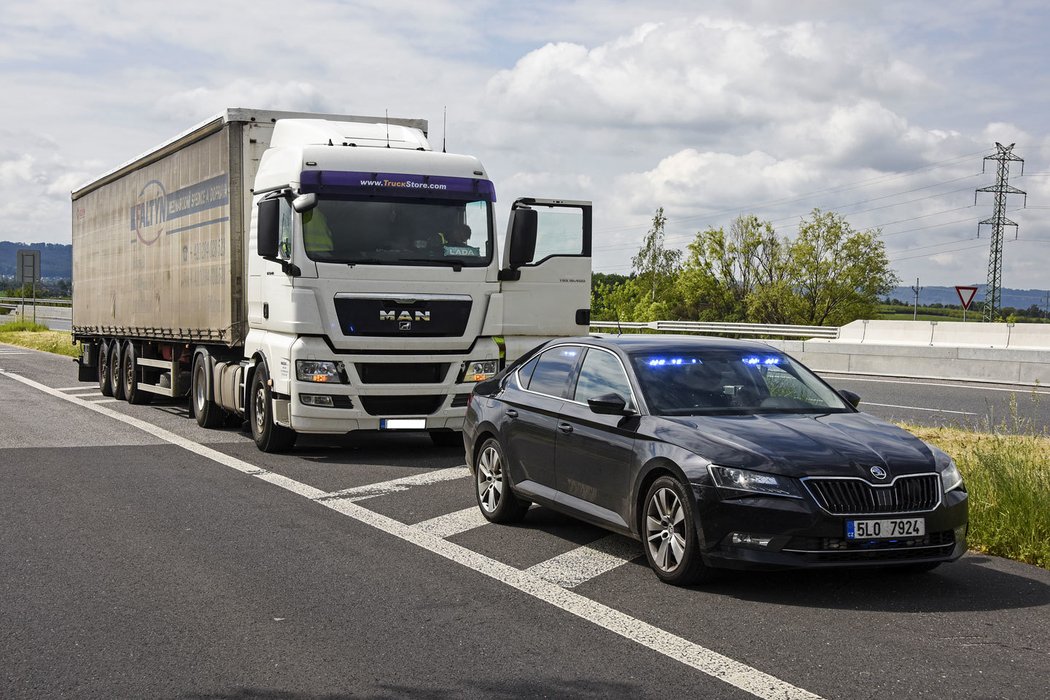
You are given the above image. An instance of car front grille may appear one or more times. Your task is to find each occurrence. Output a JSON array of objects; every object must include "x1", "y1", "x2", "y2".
[{"x1": 802, "y1": 474, "x2": 940, "y2": 515}]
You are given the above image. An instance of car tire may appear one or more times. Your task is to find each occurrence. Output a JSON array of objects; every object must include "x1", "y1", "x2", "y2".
[
  {"x1": 642, "y1": 476, "x2": 715, "y2": 586},
  {"x1": 249, "y1": 362, "x2": 297, "y2": 453},
  {"x1": 123, "y1": 342, "x2": 152, "y2": 405},
  {"x1": 97, "y1": 340, "x2": 113, "y2": 397},
  {"x1": 474, "y1": 437, "x2": 529, "y2": 523}
]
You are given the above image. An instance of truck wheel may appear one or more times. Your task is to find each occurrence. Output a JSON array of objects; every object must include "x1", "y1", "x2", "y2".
[
  {"x1": 97, "y1": 341, "x2": 113, "y2": 397},
  {"x1": 123, "y1": 343, "x2": 152, "y2": 405},
  {"x1": 191, "y1": 352, "x2": 224, "y2": 428},
  {"x1": 249, "y1": 363, "x2": 297, "y2": 452},
  {"x1": 110, "y1": 341, "x2": 126, "y2": 401}
]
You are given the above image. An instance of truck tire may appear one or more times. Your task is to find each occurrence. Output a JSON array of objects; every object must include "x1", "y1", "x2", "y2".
[
  {"x1": 97, "y1": 340, "x2": 113, "y2": 397},
  {"x1": 249, "y1": 362, "x2": 297, "y2": 453},
  {"x1": 110, "y1": 340, "x2": 126, "y2": 401},
  {"x1": 123, "y1": 342, "x2": 152, "y2": 405},
  {"x1": 191, "y1": 352, "x2": 224, "y2": 428}
]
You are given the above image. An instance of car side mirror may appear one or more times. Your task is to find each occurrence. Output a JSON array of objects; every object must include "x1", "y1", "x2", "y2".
[
  {"x1": 588, "y1": 392, "x2": 632, "y2": 415},
  {"x1": 507, "y1": 207, "x2": 537, "y2": 268},
  {"x1": 257, "y1": 198, "x2": 280, "y2": 258},
  {"x1": 838, "y1": 389, "x2": 861, "y2": 408}
]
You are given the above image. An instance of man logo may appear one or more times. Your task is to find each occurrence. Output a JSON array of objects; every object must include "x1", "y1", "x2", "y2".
[
  {"x1": 399, "y1": 321, "x2": 412, "y2": 331},
  {"x1": 869, "y1": 466, "x2": 888, "y2": 480},
  {"x1": 380, "y1": 309, "x2": 431, "y2": 322}
]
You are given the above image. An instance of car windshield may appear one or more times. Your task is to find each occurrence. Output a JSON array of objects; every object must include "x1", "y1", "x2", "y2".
[
  {"x1": 629, "y1": 350, "x2": 851, "y2": 415},
  {"x1": 302, "y1": 196, "x2": 492, "y2": 266}
]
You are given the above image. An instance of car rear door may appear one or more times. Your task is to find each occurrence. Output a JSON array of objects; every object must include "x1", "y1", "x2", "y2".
[
  {"x1": 554, "y1": 346, "x2": 639, "y2": 531},
  {"x1": 499, "y1": 344, "x2": 584, "y2": 495}
]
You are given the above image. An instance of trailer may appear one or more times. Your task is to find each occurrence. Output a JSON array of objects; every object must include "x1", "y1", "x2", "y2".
[{"x1": 73, "y1": 108, "x2": 591, "y2": 451}]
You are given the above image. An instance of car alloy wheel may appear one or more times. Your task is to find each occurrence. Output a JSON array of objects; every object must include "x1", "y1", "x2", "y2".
[
  {"x1": 646, "y1": 486, "x2": 687, "y2": 573},
  {"x1": 474, "y1": 438, "x2": 529, "y2": 523}
]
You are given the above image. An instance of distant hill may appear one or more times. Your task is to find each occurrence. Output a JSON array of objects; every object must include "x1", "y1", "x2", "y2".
[
  {"x1": 0, "y1": 242, "x2": 72, "y2": 279},
  {"x1": 890, "y1": 285, "x2": 1050, "y2": 311}
]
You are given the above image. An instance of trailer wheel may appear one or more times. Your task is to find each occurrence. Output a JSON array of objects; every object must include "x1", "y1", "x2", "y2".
[
  {"x1": 97, "y1": 340, "x2": 113, "y2": 397},
  {"x1": 110, "y1": 340, "x2": 126, "y2": 401},
  {"x1": 191, "y1": 352, "x2": 224, "y2": 428},
  {"x1": 249, "y1": 362, "x2": 297, "y2": 453},
  {"x1": 123, "y1": 343, "x2": 152, "y2": 405}
]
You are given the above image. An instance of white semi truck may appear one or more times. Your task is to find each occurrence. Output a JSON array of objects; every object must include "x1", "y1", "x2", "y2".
[{"x1": 72, "y1": 108, "x2": 591, "y2": 451}]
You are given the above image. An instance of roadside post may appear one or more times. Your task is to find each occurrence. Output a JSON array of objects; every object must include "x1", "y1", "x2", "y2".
[
  {"x1": 16, "y1": 249, "x2": 41, "y2": 324},
  {"x1": 955, "y1": 285, "x2": 978, "y2": 322}
]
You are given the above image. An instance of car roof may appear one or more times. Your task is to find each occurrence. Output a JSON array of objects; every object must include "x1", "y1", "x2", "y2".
[{"x1": 549, "y1": 334, "x2": 781, "y2": 355}]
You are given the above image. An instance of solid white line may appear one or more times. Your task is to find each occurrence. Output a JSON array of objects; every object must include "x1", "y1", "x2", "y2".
[
  {"x1": 317, "y1": 466, "x2": 469, "y2": 502},
  {"x1": 0, "y1": 368, "x2": 823, "y2": 700},
  {"x1": 823, "y1": 374, "x2": 1050, "y2": 395},
  {"x1": 526, "y1": 534, "x2": 643, "y2": 588},
  {"x1": 862, "y1": 401, "x2": 977, "y2": 416},
  {"x1": 412, "y1": 506, "x2": 489, "y2": 538},
  {"x1": 57, "y1": 386, "x2": 98, "y2": 392}
]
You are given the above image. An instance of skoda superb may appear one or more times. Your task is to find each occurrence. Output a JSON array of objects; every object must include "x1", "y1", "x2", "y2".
[{"x1": 463, "y1": 335, "x2": 968, "y2": 585}]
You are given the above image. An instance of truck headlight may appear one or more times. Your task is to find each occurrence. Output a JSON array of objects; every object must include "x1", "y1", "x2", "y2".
[
  {"x1": 459, "y1": 359, "x2": 498, "y2": 383},
  {"x1": 708, "y1": 465, "x2": 802, "y2": 499},
  {"x1": 296, "y1": 360, "x2": 346, "y2": 383}
]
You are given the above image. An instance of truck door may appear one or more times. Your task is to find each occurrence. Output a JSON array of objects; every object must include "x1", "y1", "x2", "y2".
[{"x1": 499, "y1": 199, "x2": 592, "y2": 357}]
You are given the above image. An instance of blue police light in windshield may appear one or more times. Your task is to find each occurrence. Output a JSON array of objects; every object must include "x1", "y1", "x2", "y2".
[
  {"x1": 645, "y1": 357, "x2": 701, "y2": 367},
  {"x1": 742, "y1": 356, "x2": 782, "y2": 366}
]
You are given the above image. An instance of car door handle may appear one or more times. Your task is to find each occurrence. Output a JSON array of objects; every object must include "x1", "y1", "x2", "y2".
[
  {"x1": 506, "y1": 409, "x2": 518, "y2": 418},
  {"x1": 557, "y1": 422, "x2": 573, "y2": 433}
]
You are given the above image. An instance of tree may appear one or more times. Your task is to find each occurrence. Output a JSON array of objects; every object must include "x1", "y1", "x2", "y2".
[
  {"x1": 631, "y1": 208, "x2": 682, "y2": 303},
  {"x1": 783, "y1": 209, "x2": 898, "y2": 326}
]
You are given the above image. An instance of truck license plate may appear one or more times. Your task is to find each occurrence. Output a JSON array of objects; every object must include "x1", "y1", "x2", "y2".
[
  {"x1": 380, "y1": 418, "x2": 426, "y2": 430},
  {"x1": 847, "y1": 518, "x2": 925, "y2": 539}
]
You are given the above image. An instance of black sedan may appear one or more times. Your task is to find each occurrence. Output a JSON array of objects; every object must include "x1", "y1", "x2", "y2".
[{"x1": 463, "y1": 335, "x2": 968, "y2": 585}]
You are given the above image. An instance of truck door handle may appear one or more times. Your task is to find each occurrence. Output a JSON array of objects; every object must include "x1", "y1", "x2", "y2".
[
  {"x1": 557, "y1": 422, "x2": 573, "y2": 434},
  {"x1": 506, "y1": 409, "x2": 518, "y2": 418}
]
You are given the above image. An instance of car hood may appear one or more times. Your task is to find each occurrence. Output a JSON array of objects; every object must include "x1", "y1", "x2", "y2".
[{"x1": 654, "y1": 411, "x2": 939, "y2": 478}]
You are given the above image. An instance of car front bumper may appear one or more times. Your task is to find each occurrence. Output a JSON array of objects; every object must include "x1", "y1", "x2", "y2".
[{"x1": 692, "y1": 485, "x2": 969, "y2": 571}]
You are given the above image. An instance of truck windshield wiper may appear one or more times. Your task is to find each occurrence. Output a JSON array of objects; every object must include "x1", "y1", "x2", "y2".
[{"x1": 399, "y1": 258, "x2": 467, "y2": 270}]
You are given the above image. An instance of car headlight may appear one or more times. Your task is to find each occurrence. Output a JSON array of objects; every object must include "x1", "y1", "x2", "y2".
[
  {"x1": 708, "y1": 465, "x2": 802, "y2": 499},
  {"x1": 459, "y1": 359, "x2": 498, "y2": 383},
  {"x1": 296, "y1": 360, "x2": 346, "y2": 383},
  {"x1": 940, "y1": 459, "x2": 964, "y2": 493}
]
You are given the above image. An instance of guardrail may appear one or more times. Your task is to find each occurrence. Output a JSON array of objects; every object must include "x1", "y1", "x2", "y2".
[
  {"x1": 0, "y1": 297, "x2": 71, "y2": 306},
  {"x1": 590, "y1": 320, "x2": 840, "y2": 339}
]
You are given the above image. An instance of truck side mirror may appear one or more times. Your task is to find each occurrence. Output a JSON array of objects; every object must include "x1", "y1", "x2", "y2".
[
  {"x1": 291, "y1": 193, "x2": 317, "y2": 213},
  {"x1": 507, "y1": 207, "x2": 537, "y2": 268},
  {"x1": 257, "y1": 198, "x2": 280, "y2": 258}
]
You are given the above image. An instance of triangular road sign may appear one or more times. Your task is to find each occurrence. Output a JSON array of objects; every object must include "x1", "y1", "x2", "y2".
[{"x1": 955, "y1": 285, "x2": 978, "y2": 310}]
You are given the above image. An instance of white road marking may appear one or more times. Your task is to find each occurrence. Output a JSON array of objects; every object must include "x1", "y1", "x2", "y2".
[
  {"x1": 822, "y1": 373, "x2": 1050, "y2": 395},
  {"x1": 57, "y1": 386, "x2": 98, "y2": 392},
  {"x1": 861, "y1": 401, "x2": 977, "y2": 416},
  {"x1": 317, "y1": 466, "x2": 468, "y2": 502},
  {"x1": 412, "y1": 506, "x2": 489, "y2": 538},
  {"x1": 526, "y1": 534, "x2": 643, "y2": 588},
  {"x1": 0, "y1": 368, "x2": 823, "y2": 700}
]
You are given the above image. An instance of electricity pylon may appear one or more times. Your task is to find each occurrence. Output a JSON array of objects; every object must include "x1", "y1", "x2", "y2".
[{"x1": 975, "y1": 143, "x2": 1026, "y2": 321}]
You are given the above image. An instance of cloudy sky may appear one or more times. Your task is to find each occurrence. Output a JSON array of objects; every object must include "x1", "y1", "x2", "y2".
[{"x1": 3, "y1": 0, "x2": 1049, "y2": 291}]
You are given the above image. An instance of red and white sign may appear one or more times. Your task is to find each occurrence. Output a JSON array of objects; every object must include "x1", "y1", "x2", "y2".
[{"x1": 955, "y1": 285, "x2": 979, "y2": 310}]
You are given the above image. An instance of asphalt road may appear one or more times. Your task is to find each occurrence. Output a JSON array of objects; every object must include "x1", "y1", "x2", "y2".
[{"x1": 1, "y1": 343, "x2": 1047, "y2": 700}]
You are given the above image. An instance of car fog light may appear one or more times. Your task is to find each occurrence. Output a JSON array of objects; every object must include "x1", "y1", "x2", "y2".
[
  {"x1": 300, "y1": 394, "x2": 334, "y2": 407},
  {"x1": 730, "y1": 533, "x2": 774, "y2": 547}
]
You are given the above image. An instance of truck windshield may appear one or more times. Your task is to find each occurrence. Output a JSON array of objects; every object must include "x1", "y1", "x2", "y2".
[{"x1": 302, "y1": 196, "x2": 492, "y2": 266}]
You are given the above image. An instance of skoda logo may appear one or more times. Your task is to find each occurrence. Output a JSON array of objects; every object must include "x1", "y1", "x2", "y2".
[{"x1": 869, "y1": 466, "x2": 888, "y2": 480}]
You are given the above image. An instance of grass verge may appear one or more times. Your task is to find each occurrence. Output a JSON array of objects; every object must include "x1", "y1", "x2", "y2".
[
  {"x1": 0, "y1": 320, "x2": 79, "y2": 358},
  {"x1": 905, "y1": 423, "x2": 1050, "y2": 569}
]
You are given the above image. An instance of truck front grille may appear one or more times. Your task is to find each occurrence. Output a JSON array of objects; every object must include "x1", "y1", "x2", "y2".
[
  {"x1": 359, "y1": 395, "x2": 446, "y2": 416},
  {"x1": 356, "y1": 363, "x2": 450, "y2": 384}
]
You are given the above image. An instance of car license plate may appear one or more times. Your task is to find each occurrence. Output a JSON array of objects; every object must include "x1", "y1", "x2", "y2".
[{"x1": 847, "y1": 518, "x2": 925, "y2": 539}]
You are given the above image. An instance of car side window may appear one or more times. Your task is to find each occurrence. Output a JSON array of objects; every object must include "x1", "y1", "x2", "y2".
[
  {"x1": 526, "y1": 345, "x2": 582, "y2": 398},
  {"x1": 516, "y1": 355, "x2": 541, "y2": 389},
  {"x1": 573, "y1": 349, "x2": 634, "y2": 408}
]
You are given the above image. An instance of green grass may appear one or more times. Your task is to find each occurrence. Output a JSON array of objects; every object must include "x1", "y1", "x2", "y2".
[
  {"x1": 0, "y1": 319, "x2": 79, "y2": 357},
  {"x1": 905, "y1": 422, "x2": 1050, "y2": 569}
]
